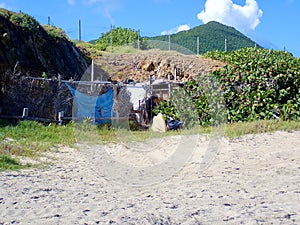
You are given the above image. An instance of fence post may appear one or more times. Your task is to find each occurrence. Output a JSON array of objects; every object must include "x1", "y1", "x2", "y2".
[
  {"x1": 22, "y1": 108, "x2": 28, "y2": 119},
  {"x1": 168, "y1": 74, "x2": 171, "y2": 99},
  {"x1": 58, "y1": 111, "x2": 64, "y2": 125},
  {"x1": 197, "y1": 36, "x2": 200, "y2": 56}
]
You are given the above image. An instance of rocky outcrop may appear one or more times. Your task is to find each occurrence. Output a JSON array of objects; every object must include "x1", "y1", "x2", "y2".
[
  {"x1": 97, "y1": 50, "x2": 225, "y2": 82},
  {"x1": 0, "y1": 10, "x2": 89, "y2": 80}
]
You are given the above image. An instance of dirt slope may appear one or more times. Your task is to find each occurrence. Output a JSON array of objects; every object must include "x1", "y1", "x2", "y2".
[{"x1": 95, "y1": 50, "x2": 225, "y2": 82}]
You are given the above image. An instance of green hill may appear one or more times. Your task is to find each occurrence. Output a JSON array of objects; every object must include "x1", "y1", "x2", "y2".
[{"x1": 148, "y1": 21, "x2": 260, "y2": 54}]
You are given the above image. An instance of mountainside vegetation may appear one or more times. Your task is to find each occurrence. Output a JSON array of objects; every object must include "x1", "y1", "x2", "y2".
[
  {"x1": 92, "y1": 22, "x2": 259, "y2": 55},
  {"x1": 149, "y1": 21, "x2": 260, "y2": 54}
]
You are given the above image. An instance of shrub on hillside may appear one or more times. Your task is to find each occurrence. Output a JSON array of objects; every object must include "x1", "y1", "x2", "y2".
[{"x1": 156, "y1": 48, "x2": 300, "y2": 126}]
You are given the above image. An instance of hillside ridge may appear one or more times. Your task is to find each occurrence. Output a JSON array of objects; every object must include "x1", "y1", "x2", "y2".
[
  {"x1": 148, "y1": 21, "x2": 260, "y2": 54},
  {"x1": 0, "y1": 9, "x2": 89, "y2": 80}
]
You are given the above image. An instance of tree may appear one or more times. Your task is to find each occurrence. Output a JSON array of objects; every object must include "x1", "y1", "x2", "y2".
[{"x1": 96, "y1": 27, "x2": 146, "y2": 50}]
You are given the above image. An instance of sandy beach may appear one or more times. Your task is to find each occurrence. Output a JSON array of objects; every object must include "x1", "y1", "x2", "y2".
[{"x1": 1, "y1": 130, "x2": 300, "y2": 224}]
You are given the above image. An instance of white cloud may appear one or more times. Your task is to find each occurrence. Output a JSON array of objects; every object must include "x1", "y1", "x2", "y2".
[
  {"x1": 161, "y1": 24, "x2": 190, "y2": 35},
  {"x1": 177, "y1": 24, "x2": 190, "y2": 33},
  {"x1": 67, "y1": 0, "x2": 76, "y2": 5},
  {"x1": 197, "y1": 0, "x2": 263, "y2": 32}
]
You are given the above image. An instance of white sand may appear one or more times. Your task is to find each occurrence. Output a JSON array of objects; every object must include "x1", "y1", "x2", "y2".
[{"x1": 1, "y1": 131, "x2": 300, "y2": 224}]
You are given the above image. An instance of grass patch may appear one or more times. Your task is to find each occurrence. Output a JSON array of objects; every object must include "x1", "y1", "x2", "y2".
[
  {"x1": 0, "y1": 155, "x2": 30, "y2": 171},
  {"x1": 0, "y1": 119, "x2": 300, "y2": 171},
  {"x1": 0, "y1": 120, "x2": 76, "y2": 157},
  {"x1": 225, "y1": 119, "x2": 300, "y2": 139},
  {"x1": 105, "y1": 45, "x2": 139, "y2": 54}
]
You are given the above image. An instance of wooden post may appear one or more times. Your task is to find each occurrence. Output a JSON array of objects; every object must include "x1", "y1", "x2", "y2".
[
  {"x1": 115, "y1": 111, "x2": 119, "y2": 125},
  {"x1": 160, "y1": 90, "x2": 163, "y2": 99},
  {"x1": 149, "y1": 74, "x2": 153, "y2": 95},
  {"x1": 91, "y1": 59, "x2": 94, "y2": 92},
  {"x1": 22, "y1": 108, "x2": 28, "y2": 118},
  {"x1": 168, "y1": 74, "x2": 171, "y2": 98},
  {"x1": 149, "y1": 74, "x2": 153, "y2": 121},
  {"x1": 91, "y1": 59, "x2": 94, "y2": 82},
  {"x1": 58, "y1": 73, "x2": 62, "y2": 86},
  {"x1": 78, "y1": 19, "x2": 81, "y2": 42},
  {"x1": 110, "y1": 24, "x2": 113, "y2": 47},
  {"x1": 58, "y1": 111, "x2": 64, "y2": 125},
  {"x1": 137, "y1": 29, "x2": 140, "y2": 50},
  {"x1": 174, "y1": 67, "x2": 177, "y2": 81},
  {"x1": 197, "y1": 37, "x2": 200, "y2": 56}
]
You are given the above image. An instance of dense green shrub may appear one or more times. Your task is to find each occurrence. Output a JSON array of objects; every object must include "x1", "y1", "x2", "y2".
[
  {"x1": 0, "y1": 9, "x2": 40, "y2": 31},
  {"x1": 205, "y1": 48, "x2": 300, "y2": 122},
  {"x1": 0, "y1": 8, "x2": 11, "y2": 19},
  {"x1": 155, "y1": 75, "x2": 226, "y2": 127},
  {"x1": 43, "y1": 25, "x2": 68, "y2": 39},
  {"x1": 9, "y1": 12, "x2": 40, "y2": 31},
  {"x1": 157, "y1": 48, "x2": 300, "y2": 126},
  {"x1": 95, "y1": 27, "x2": 147, "y2": 50}
]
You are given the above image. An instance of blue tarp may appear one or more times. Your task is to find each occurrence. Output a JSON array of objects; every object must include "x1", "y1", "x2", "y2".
[{"x1": 65, "y1": 83, "x2": 114, "y2": 124}]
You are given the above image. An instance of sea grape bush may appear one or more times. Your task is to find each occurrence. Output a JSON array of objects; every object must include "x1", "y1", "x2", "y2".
[
  {"x1": 205, "y1": 48, "x2": 300, "y2": 122},
  {"x1": 154, "y1": 74, "x2": 226, "y2": 127},
  {"x1": 156, "y1": 48, "x2": 300, "y2": 126}
]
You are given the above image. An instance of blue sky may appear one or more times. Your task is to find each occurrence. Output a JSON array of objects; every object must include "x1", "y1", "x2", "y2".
[{"x1": 1, "y1": 0, "x2": 299, "y2": 57}]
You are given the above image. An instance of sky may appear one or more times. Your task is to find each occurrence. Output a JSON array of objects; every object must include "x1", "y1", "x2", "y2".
[{"x1": 0, "y1": 0, "x2": 299, "y2": 57}]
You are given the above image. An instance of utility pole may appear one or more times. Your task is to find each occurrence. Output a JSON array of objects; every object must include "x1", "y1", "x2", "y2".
[
  {"x1": 137, "y1": 29, "x2": 140, "y2": 50},
  {"x1": 197, "y1": 37, "x2": 200, "y2": 56},
  {"x1": 224, "y1": 38, "x2": 227, "y2": 52},
  {"x1": 168, "y1": 34, "x2": 171, "y2": 51},
  {"x1": 110, "y1": 24, "x2": 113, "y2": 47},
  {"x1": 78, "y1": 19, "x2": 81, "y2": 42}
]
